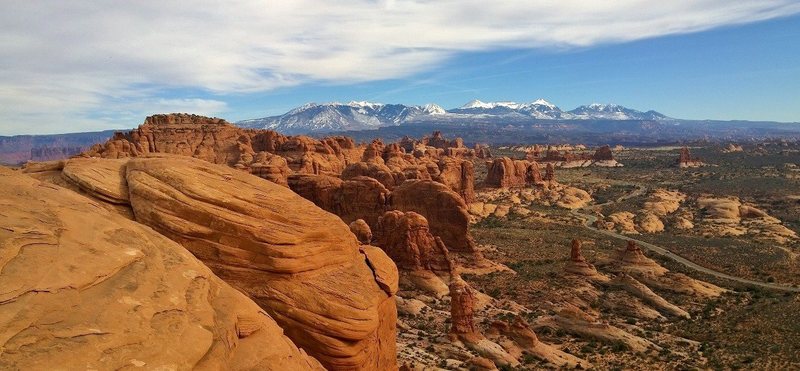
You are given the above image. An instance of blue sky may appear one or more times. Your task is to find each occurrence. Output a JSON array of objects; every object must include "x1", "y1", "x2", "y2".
[
  {"x1": 233, "y1": 15, "x2": 800, "y2": 122},
  {"x1": 1, "y1": 1, "x2": 799, "y2": 135}
]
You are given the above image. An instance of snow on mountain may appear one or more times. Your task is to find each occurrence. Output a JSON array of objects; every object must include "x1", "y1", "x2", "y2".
[
  {"x1": 237, "y1": 99, "x2": 671, "y2": 134},
  {"x1": 568, "y1": 103, "x2": 668, "y2": 120},
  {"x1": 237, "y1": 101, "x2": 448, "y2": 134}
]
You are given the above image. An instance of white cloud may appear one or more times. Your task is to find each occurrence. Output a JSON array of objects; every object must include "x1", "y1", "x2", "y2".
[{"x1": 0, "y1": 0, "x2": 798, "y2": 134}]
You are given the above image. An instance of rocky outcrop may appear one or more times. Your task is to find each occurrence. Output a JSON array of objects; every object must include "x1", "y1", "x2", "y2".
[
  {"x1": 615, "y1": 241, "x2": 667, "y2": 275},
  {"x1": 390, "y1": 180, "x2": 477, "y2": 255},
  {"x1": 534, "y1": 306, "x2": 659, "y2": 353},
  {"x1": 124, "y1": 156, "x2": 398, "y2": 370},
  {"x1": 449, "y1": 277, "x2": 518, "y2": 367},
  {"x1": 474, "y1": 144, "x2": 492, "y2": 159},
  {"x1": 610, "y1": 275, "x2": 690, "y2": 319},
  {"x1": 289, "y1": 174, "x2": 390, "y2": 229},
  {"x1": 484, "y1": 157, "x2": 541, "y2": 188},
  {"x1": 61, "y1": 157, "x2": 130, "y2": 204},
  {"x1": 677, "y1": 146, "x2": 705, "y2": 168},
  {"x1": 374, "y1": 211, "x2": 453, "y2": 272},
  {"x1": 592, "y1": 145, "x2": 614, "y2": 161},
  {"x1": 436, "y1": 156, "x2": 476, "y2": 203},
  {"x1": 564, "y1": 239, "x2": 604, "y2": 280},
  {"x1": 350, "y1": 219, "x2": 373, "y2": 244},
  {"x1": 81, "y1": 114, "x2": 363, "y2": 183},
  {"x1": 450, "y1": 277, "x2": 478, "y2": 337},
  {"x1": 490, "y1": 317, "x2": 589, "y2": 368},
  {"x1": 0, "y1": 167, "x2": 323, "y2": 370}
]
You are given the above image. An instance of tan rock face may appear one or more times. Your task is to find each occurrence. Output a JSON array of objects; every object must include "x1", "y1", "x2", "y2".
[
  {"x1": 374, "y1": 210, "x2": 453, "y2": 272},
  {"x1": 390, "y1": 180, "x2": 478, "y2": 255},
  {"x1": 124, "y1": 156, "x2": 397, "y2": 370},
  {"x1": 0, "y1": 167, "x2": 323, "y2": 370},
  {"x1": 484, "y1": 157, "x2": 542, "y2": 188}
]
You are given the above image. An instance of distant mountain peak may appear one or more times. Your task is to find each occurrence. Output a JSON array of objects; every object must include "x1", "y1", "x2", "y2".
[
  {"x1": 531, "y1": 98, "x2": 556, "y2": 108},
  {"x1": 237, "y1": 98, "x2": 672, "y2": 134}
]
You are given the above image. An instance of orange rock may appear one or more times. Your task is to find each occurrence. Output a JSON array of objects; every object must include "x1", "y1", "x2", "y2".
[
  {"x1": 124, "y1": 156, "x2": 397, "y2": 370},
  {"x1": 350, "y1": 219, "x2": 373, "y2": 244},
  {"x1": 390, "y1": 180, "x2": 478, "y2": 255},
  {"x1": 289, "y1": 174, "x2": 390, "y2": 229},
  {"x1": 374, "y1": 210, "x2": 453, "y2": 272},
  {"x1": 0, "y1": 166, "x2": 323, "y2": 370},
  {"x1": 449, "y1": 276, "x2": 478, "y2": 336},
  {"x1": 484, "y1": 157, "x2": 542, "y2": 188},
  {"x1": 564, "y1": 239, "x2": 601, "y2": 277}
]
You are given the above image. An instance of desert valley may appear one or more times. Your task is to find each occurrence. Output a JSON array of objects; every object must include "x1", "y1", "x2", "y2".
[{"x1": 2, "y1": 113, "x2": 799, "y2": 370}]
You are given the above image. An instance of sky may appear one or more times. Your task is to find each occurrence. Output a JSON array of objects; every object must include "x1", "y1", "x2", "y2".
[{"x1": 1, "y1": 1, "x2": 799, "y2": 135}]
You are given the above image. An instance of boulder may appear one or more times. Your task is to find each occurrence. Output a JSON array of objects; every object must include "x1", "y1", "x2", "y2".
[{"x1": 349, "y1": 219, "x2": 373, "y2": 244}]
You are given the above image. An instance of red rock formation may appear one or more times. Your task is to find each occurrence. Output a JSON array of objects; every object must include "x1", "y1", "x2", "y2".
[
  {"x1": 484, "y1": 157, "x2": 542, "y2": 188},
  {"x1": 474, "y1": 144, "x2": 492, "y2": 159},
  {"x1": 449, "y1": 276, "x2": 478, "y2": 337},
  {"x1": 592, "y1": 145, "x2": 614, "y2": 161},
  {"x1": 544, "y1": 163, "x2": 556, "y2": 182},
  {"x1": 677, "y1": 146, "x2": 704, "y2": 167},
  {"x1": 81, "y1": 113, "x2": 364, "y2": 183},
  {"x1": 288, "y1": 174, "x2": 390, "y2": 229},
  {"x1": 390, "y1": 180, "x2": 478, "y2": 255},
  {"x1": 615, "y1": 240, "x2": 667, "y2": 275},
  {"x1": 374, "y1": 210, "x2": 453, "y2": 272},
  {"x1": 350, "y1": 219, "x2": 373, "y2": 244},
  {"x1": 124, "y1": 156, "x2": 397, "y2": 370},
  {"x1": 436, "y1": 156, "x2": 476, "y2": 203},
  {"x1": 564, "y1": 239, "x2": 600, "y2": 277}
]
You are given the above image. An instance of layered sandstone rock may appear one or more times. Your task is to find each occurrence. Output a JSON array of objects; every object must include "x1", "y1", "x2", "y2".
[
  {"x1": 436, "y1": 156, "x2": 476, "y2": 203},
  {"x1": 615, "y1": 241, "x2": 668, "y2": 275},
  {"x1": 610, "y1": 274, "x2": 691, "y2": 319},
  {"x1": 390, "y1": 180, "x2": 477, "y2": 255},
  {"x1": 564, "y1": 239, "x2": 604, "y2": 279},
  {"x1": 0, "y1": 167, "x2": 323, "y2": 370},
  {"x1": 449, "y1": 277, "x2": 518, "y2": 367},
  {"x1": 534, "y1": 305, "x2": 659, "y2": 353},
  {"x1": 374, "y1": 211, "x2": 452, "y2": 272},
  {"x1": 124, "y1": 156, "x2": 398, "y2": 370},
  {"x1": 82, "y1": 113, "x2": 363, "y2": 182},
  {"x1": 490, "y1": 317, "x2": 589, "y2": 368},
  {"x1": 484, "y1": 157, "x2": 541, "y2": 188},
  {"x1": 289, "y1": 174, "x2": 390, "y2": 229}
]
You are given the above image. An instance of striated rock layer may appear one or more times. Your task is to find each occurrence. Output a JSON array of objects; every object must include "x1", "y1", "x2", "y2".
[
  {"x1": 123, "y1": 156, "x2": 398, "y2": 370},
  {"x1": 0, "y1": 167, "x2": 323, "y2": 370}
]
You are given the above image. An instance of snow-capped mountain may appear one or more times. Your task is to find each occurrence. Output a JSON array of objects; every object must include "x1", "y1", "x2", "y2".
[
  {"x1": 237, "y1": 101, "x2": 446, "y2": 134},
  {"x1": 568, "y1": 103, "x2": 668, "y2": 120},
  {"x1": 449, "y1": 99, "x2": 567, "y2": 119},
  {"x1": 237, "y1": 99, "x2": 671, "y2": 134}
]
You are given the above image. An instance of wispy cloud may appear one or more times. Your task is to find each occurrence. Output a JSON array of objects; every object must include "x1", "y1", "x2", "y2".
[{"x1": 1, "y1": 0, "x2": 799, "y2": 134}]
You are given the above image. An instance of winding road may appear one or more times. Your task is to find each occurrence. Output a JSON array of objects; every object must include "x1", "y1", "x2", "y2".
[{"x1": 570, "y1": 183, "x2": 800, "y2": 293}]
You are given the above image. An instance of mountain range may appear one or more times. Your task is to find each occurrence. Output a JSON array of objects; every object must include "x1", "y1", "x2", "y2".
[{"x1": 237, "y1": 99, "x2": 671, "y2": 134}]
